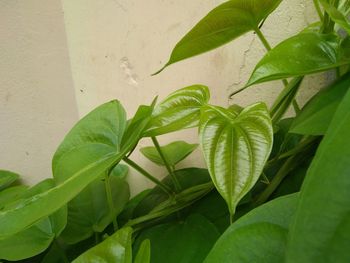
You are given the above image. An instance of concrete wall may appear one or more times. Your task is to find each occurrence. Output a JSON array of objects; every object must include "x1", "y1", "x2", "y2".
[{"x1": 1, "y1": 0, "x2": 322, "y2": 194}]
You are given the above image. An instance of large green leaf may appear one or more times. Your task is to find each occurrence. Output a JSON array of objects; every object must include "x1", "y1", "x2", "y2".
[
  {"x1": 204, "y1": 194, "x2": 298, "y2": 263},
  {"x1": 320, "y1": 0, "x2": 350, "y2": 35},
  {"x1": 155, "y1": 0, "x2": 282, "y2": 74},
  {"x1": 291, "y1": 72, "x2": 350, "y2": 135},
  {"x1": 134, "y1": 239, "x2": 151, "y2": 263},
  {"x1": 140, "y1": 141, "x2": 198, "y2": 167},
  {"x1": 286, "y1": 81, "x2": 350, "y2": 262},
  {"x1": 199, "y1": 103, "x2": 273, "y2": 215},
  {"x1": 0, "y1": 179, "x2": 66, "y2": 261},
  {"x1": 0, "y1": 170, "x2": 19, "y2": 191},
  {"x1": 144, "y1": 85, "x2": 210, "y2": 136},
  {"x1": 0, "y1": 185, "x2": 28, "y2": 209},
  {"x1": 134, "y1": 214, "x2": 220, "y2": 263},
  {"x1": 72, "y1": 227, "x2": 133, "y2": 263},
  {"x1": 247, "y1": 32, "x2": 350, "y2": 86},
  {"x1": 61, "y1": 165, "x2": 130, "y2": 244}
]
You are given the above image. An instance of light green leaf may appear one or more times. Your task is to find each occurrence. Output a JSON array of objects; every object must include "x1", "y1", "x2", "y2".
[
  {"x1": 286, "y1": 81, "x2": 350, "y2": 262},
  {"x1": 291, "y1": 72, "x2": 350, "y2": 135},
  {"x1": 61, "y1": 165, "x2": 130, "y2": 244},
  {"x1": 204, "y1": 194, "x2": 298, "y2": 263},
  {"x1": 140, "y1": 141, "x2": 198, "y2": 166},
  {"x1": 247, "y1": 32, "x2": 350, "y2": 86},
  {"x1": 155, "y1": 0, "x2": 282, "y2": 74},
  {"x1": 0, "y1": 170, "x2": 19, "y2": 191},
  {"x1": 144, "y1": 85, "x2": 210, "y2": 136},
  {"x1": 200, "y1": 103, "x2": 273, "y2": 215},
  {"x1": 134, "y1": 214, "x2": 220, "y2": 263},
  {"x1": 134, "y1": 239, "x2": 151, "y2": 263},
  {"x1": 0, "y1": 185, "x2": 28, "y2": 209},
  {"x1": 320, "y1": 0, "x2": 350, "y2": 35},
  {"x1": 72, "y1": 227, "x2": 133, "y2": 263}
]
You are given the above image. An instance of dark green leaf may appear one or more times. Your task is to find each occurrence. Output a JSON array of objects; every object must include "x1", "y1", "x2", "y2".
[
  {"x1": 155, "y1": 0, "x2": 282, "y2": 73},
  {"x1": 134, "y1": 214, "x2": 220, "y2": 263},
  {"x1": 140, "y1": 141, "x2": 198, "y2": 166},
  {"x1": 291, "y1": 72, "x2": 350, "y2": 135},
  {"x1": 286, "y1": 82, "x2": 350, "y2": 262},
  {"x1": 0, "y1": 170, "x2": 19, "y2": 191},
  {"x1": 134, "y1": 239, "x2": 151, "y2": 263},
  {"x1": 200, "y1": 103, "x2": 273, "y2": 215},
  {"x1": 72, "y1": 227, "x2": 133, "y2": 263},
  {"x1": 144, "y1": 85, "x2": 210, "y2": 136},
  {"x1": 247, "y1": 32, "x2": 350, "y2": 86},
  {"x1": 204, "y1": 194, "x2": 298, "y2": 263}
]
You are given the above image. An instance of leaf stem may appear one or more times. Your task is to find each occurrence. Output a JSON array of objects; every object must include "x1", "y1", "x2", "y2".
[
  {"x1": 313, "y1": 0, "x2": 324, "y2": 21},
  {"x1": 255, "y1": 27, "x2": 272, "y2": 51},
  {"x1": 54, "y1": 239, "x2": 69, "y2": 263},
  {"x1": 123, "y1": 157, "x2": 173, "y2": 196},
  {"x1": 105, "y1": 172, "x2": 118, "y2": 231},
  {"x1": 151, "y1": 137, "x2": 182, "y2": 192}
]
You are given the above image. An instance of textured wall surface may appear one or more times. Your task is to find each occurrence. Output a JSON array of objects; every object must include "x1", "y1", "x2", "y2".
[
  {"x1": 1, "y1": 0, "x2": 322, "y2": 194},
  {"x1": 0, "y1": 0, "x2": 78, "y2": 184}
]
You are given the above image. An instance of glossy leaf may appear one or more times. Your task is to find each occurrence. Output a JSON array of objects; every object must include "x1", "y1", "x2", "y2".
[
  {"x1": 320, "y1": 0, "x2": 350, "y2": 35},
  {"x1": 204, "y1": 194, "x2": 298, "y2": 263},
  {"x1": 0, "y1": 170, "x2": 19, "y2": 191},
  {"x1": 286, "y1": 83, "x2": 350, "y2": 262},
  {"x1": 140, "y1": 141, "x2": 198, "y2": 166},
  {"x1": 134, "y1": 214, "x2": 220, "y2": 263},
  {"x1": 134, "y1": 239, "x2": 151, "y2": 263},
  {"x1": 291, "y1": 72, "x2": 350, "y2": 135},
  {"x1": 73, "y1": 227, "x2": 133, "y2": 263},
  {"x1": 199, "y1": 103, "x2": 273, "y2": 215},
  {"x1": 247, "y1": 32, "x2": 350, "y2": 86},
  {"x1": 144, "y1": 85, "x2": 210, "y2": 136},
  {"x1": 61, "y1": 165, "x2": 130, "y2": 244},
  {"x1": 155, "y1": 0, "x2": 282, "y2": 73}
]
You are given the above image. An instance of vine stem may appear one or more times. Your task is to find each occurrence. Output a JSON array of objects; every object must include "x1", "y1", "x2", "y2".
[
  {"x1": 151, "y1": 137, "x2": 182, "y2": 192},
  {"x1": 123, "y1": 157, "x2": 173, "y2": 196},
  {"x1": 105, "y1": 172, "x2": 118, "y2": 231}
]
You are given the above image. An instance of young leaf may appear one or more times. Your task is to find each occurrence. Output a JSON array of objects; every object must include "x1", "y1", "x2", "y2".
[
  {"x1": 286, "y1": 82, "x2": 350, "y2": 262},
  {"x1": 155, "y1": 0, "x2": 282, "y2": 74},
  {"x1": 0, "y1": 170, "x2": 19, "y2": 191},
  {"x1": 247, "y1": 32, "x2": 350, "y2": 86},
  {"x1": 199, "y1": 103, "x2": 273, "y2": 216},
  {"x1": 144, "y1": 85, "x2": 210, "y2": 136},
  {"x1": 133, "y1": 214, "x2": 220, "y2": 263},
  {"x1": 320, "y1": 0, "x2": 350, "y2": 35},
  {"x1": 204, "y1": 194, "x2": 298, "y2": 263},
  {"x1": 72, "y1": 227, "x2": 133, "y2": 263},
  {"x1": 134, "y1": 239, "x2": 151, "y2": 263},
  {"x1": 140, "y1": 141, "x2": 198, "y2": 166},
  {"x1": 291, "y1": 72, "x2": 350, "y2": 135}
]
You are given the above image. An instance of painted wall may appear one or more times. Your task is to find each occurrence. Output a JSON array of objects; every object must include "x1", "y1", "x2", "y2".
[
  {"x1": 1, "y1": 0, "x2": 322, "y2": 194},
  {"x1": 0, "y1": 0, "x2": 78, "y2": 185}
]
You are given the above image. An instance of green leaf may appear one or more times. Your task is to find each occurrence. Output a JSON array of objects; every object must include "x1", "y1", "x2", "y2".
[
  {"x1": 247, "y1": 32, "x2": 350, "y2": 86},
  {"x1": 199, "y1": 103, "x2": 273, "y2": 215},
  {"x1": 0, "y1": 170, "x2": 19, "y2": 191},
  {"x1": 144, "y1": 85, "x2": 210, "y2": 136},
  {"x1": 155, "y1": 0, "x2": 282, "y2": 74},
  {"x1": 140, "y1": 141, "x2": 198, "y2": 166},
  {"x1": 286, "y1": 81, "x2": 350, "y2": 262},
  {"x1": 134, "y1": 214, "x2": 220, "y2": 263},
  {"x1": 73, "y1": 227, "x2": 133, "y2": 263},
  {"x1": 320, "y1": 0, "x2": 350, "y2": 35},
  {"x1": 0, "y1": 179, "x2": 66, "y2": 261},
  {"x1": 204, "y1": 194, "x2": 298, "y2": 263},
  {"x1": 291, "y1": 72, "x2": 350, "y2": 135},
  {"x1": 61, "y1": 165, "x2": 130, "y2": 244},
  {"x1": 134, "y1": 239, "x2": 151, "y2": 263},
  {"x1": 0, "y1": 185, "x2": 28, "y2": 209}
]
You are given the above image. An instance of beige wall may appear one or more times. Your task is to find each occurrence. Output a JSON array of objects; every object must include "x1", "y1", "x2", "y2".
[
  {"x1": 1, "y1": 0, "x2": 322, "y2": 194},
  {"x1": 0, "y1": 0, "x2": 79, "y2": 185}
]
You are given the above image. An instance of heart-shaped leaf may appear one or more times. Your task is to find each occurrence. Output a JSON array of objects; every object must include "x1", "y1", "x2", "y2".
[
  {"x1": 247, "y1": 32, "x2": 350, "y2": 86},
  {"x1": 200, "y1": 103, "x2": 273, "y2": 216},
  {"x1": 204, "y1": 193, "x2": 298, "y2": 263},
  {"x1": 291, "y1": 72, "x2": 350, "y2": 135},
  {"x1": 144, "y1": 85, "x2": 210, "y2": 137},
  {"x1": 140, "y1": 141, "x2": 198, "y2": 167},
  {"x1": 0, "y1": 170, "x2": 19, "y2": 191},
  {"x1": 155, "y1": 0, "x2": 282, "y2": 74},
  {"x1": 286, "y1": 80, "x2": 350, "y2": 262},
  {"x1": 73, "y1": 227, "x2": 133, "y2": 263}
]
